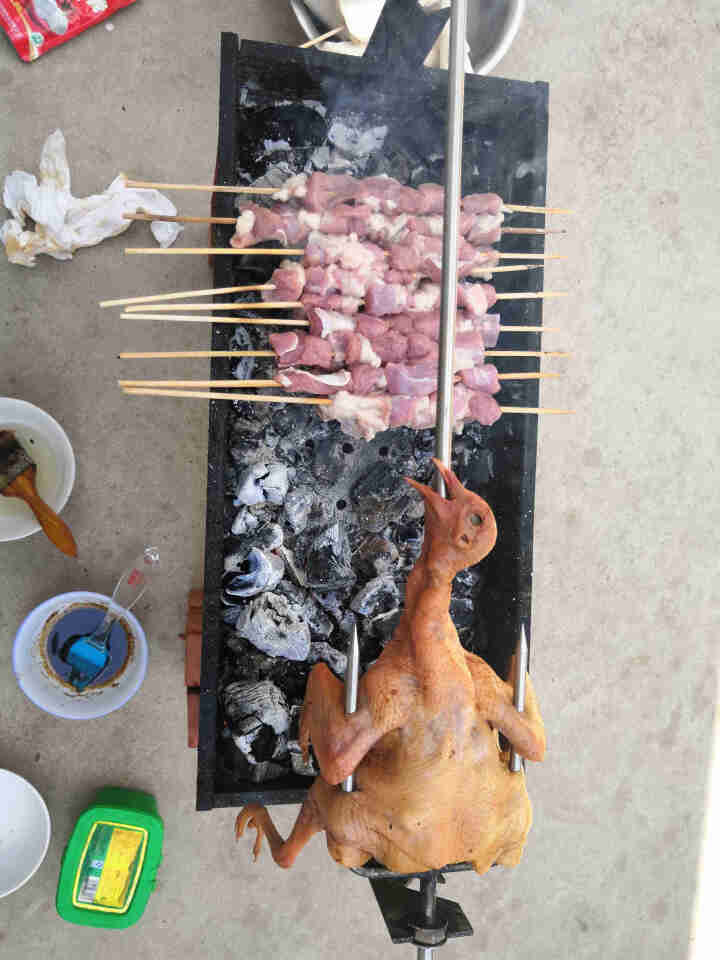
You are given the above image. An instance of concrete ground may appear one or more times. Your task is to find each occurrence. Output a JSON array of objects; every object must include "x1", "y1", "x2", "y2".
[{"x1": 0, "y1": 1, "x2": 718, "y2": 957}]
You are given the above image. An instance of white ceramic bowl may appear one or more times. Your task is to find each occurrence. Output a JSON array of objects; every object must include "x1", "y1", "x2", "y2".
[
  {"x1": 0, "y1": 770, "x2": 51, "y2": 898},
  {"x1": 291, "y1": 0, "x2": 525, "y2": 75},
  {"x1": 13, "y1": 591, "x2": 148, "y2": 720},
  {"x1": 0, "y1": 397, "x2": 76, "y2": 543}
]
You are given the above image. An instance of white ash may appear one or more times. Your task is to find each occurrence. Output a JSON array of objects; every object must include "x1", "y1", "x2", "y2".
[
  {"x1": 308, "y1": 641, "x2": 347, "y2": 678},
  {"x1": 284, "y1": 487, "x2": 314, "y2": 534},
  {"x1": 327, "y1": 118, "x2": 388, "y2": 159},
  {"x1": 224, "y1": 548, "x2": 284, "y2": 598},
  {"x1": 235, "y1": 592, "x2": 312, "y2": 661},
  {"x1": 223, "y1": 679, "x2": 290, "y2": 736},
  {"x1": 351, "y1": 575, "x2": 400, "y2": 621},
  {"x1": 234, "y1": 462, "x2": 289, "y2": 506},
  {"x1": 263, "y1": 139, "x2": 292, "y2": 154},
  {"x1": 231, "y1": 507, "x2": 260, "y2": 537}
]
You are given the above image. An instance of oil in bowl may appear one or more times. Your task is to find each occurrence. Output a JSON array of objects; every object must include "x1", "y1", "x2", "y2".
[{"x1": 41, "y1": 602, "x2": 135, "y2": 691}]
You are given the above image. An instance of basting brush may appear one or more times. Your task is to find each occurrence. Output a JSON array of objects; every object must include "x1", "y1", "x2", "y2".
[{"x1": 0, "y1": 429, "x2": 77, "y2": 557}]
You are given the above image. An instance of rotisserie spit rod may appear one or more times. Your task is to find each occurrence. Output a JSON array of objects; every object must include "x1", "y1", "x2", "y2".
[
  {"x1": 434, "y1": 0, "x2": 468, "y2": 501},
  {"x1": 509, "y1": 624, "x2": 529, "y2": 773},
  {"x1": 342, "y1": 623, "x2": 360, "y2": 794}
]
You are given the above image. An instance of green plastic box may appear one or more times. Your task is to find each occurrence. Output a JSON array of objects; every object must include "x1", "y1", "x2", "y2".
[{"x1": 56, "y1": 787, "x2": 163, "y2": 928}]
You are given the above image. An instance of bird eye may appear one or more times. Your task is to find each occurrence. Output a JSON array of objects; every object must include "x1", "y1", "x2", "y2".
[{"x1": 470, "y1": 514, "x2": 483, "y2": 526}]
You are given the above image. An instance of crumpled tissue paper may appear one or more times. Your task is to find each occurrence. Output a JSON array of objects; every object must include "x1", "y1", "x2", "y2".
[{"x1": 1, "y1": 129, "x2": 182, "y2": 267}]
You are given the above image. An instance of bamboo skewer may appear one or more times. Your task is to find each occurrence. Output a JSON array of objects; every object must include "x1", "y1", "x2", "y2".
[
  {"x1": 121, "y1": 386, "x2": 573, "y2": 414},
  {"x1": 123, "y1": 179, "x2": 277, "y2": 195},
  {"x1": 300, "y1": 26, "x2": 344, "y2": 47},
  {"x1": 125, "y1": 246, "x2": 303, "y2": 256},
  {"x1": 122, "y1": 179, "x2": 571, "y2": 215},
  {"x1": 123, "y1": 212, "x2": 236, "y2": 225},
  {"x1": 125, "y1": 246, "x2": 563, "y2": 259},
  {"x1": 473, "y1": 264, "x2": 543, "y2": 274},
  {"x1": 119, "y1": 350, "x2": 275, "y2": 359},
  {"x1": 119, "y1": 313, "x2": 308, "y2": 325},
  {"x1": 124, "y1": 301, "x2": 301, "y2": 312},
  {"x1": 501, "y1": 227, "x2": 567, "y2": 235},
  {"x1": 100, "y1": 284, "x2": 275, "y2": 308},
  {"x1": 118, "y1": 372, "x2": 562, "y2": 389},
  {"x1": 124, "y1": 211, "x2": 565, "y2": 236},
  {"x1": 495, "y1": 291, "x2": 568, "y2": 300}
]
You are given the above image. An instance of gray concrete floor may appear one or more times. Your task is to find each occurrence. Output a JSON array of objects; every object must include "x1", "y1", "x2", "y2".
[{"x1": 1, "y1": 1, "x2": 718, "y2": 957}]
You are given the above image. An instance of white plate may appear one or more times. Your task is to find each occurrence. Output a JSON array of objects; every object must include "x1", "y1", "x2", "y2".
[
  {"x1": 0, "y1": 770, "x2": 51, "y2": 898},
  {"x1": 0, "y1": 398, "x2": 76, "y2": 543}
]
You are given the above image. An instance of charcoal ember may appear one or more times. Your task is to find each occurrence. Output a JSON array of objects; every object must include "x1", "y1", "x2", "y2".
[
  {"x1": 222, "y1": 604, "x2": 245, "y2": 625},
  {"x1": 284, "y1": 487, "x2": 314, "y2": 534},
  {"x1": 231, "y1": 507, "x2": 260, "y2": 537},
  {"x1": 275, "y1": 580, "x2": 334, "y2": 639},
  {"x1": 351, "y1": 461, "x2": 405, "y2": 533},
  {"x1": 235, "y1": 592, "x2": 311, "y2": 660},
  {"x1": 225, "y1": 634, "x2": 276, "y2": 677},
  {"x1": 223, "y1": 548, "x2": 284, "y2": 598},
  {"x1": 454, "y1": 566, "x2": 481, "y2": 596},
  {"x1": 308, "y1": 641, "x2": 347, "y2": 677},
  {"x1": 395, "y1": 520, "x2": 424, "y2": 563},
  {"x1": 350, "y1": 575, "x2": 400, "y2": 621},
  {"x1": 234, "y1": 462, "x2": 289, "y2": 506},
  {"x1": 312, "y1": 436, "x2": 346, "y2": 484},
  {"x1": 313, "y1": 590, "x2": 349, "y2": 624},
  {"x1": 400, "y1": 490, "x2": 425, "y2": 521},
  {"x1": 230, "y1": 427, "x2": 266, "y2": 466},
  {"x1": 225, "y1": 522, "x2": 284, "y2": 571},
  {"x1": 223, "y1": 679, "x2": 290, "y2": 737},
  {"x1": 279, "y1": 546, "x2": 307, "y2": 587},
  {"x1": 338, "y1": 609, "x2": 358, "y2": 636},
  {"x1": 355, "y1": 536, "x2": 399, "y2": 580},
  {"x1": 372, "y1": 608, "x2": 403, "y2": 647},
  {"x1": 228, "y1": 750, "x2": 288, "y2": 783},
  {"x1": 304, "y1": 520, "x2": 356, "y2": 590},
  {"x1": 230, "y1": 326, "x2": 256, "y2": 381},
  {"x1": 450, "y1": 596, "x2": 475, "y2": 633}
]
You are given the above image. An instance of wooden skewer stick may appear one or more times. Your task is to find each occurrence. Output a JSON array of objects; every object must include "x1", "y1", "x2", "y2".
[
  {"x1": 119, "y1": 350, "x2": 275, "y2": 359},
  {"x1": 497, "y1": 325, "x2": 558, "y2": 332},
  {"x1": 119, "y1": 372, "x2": 562, "y2": 389},
  {"x1": 125, "y1": 246, "x2": 304, "y2": 256},
  {"x1": 477, "y1": 264, "x2": 544, "y2": 274},
  {"x1": 495, "y1": 291, "x2": 568, "y2": 300},
  {"x1": 100, "y1": 284, "x2": 275, "y2": 308},
  {"x1": 502, "y1": 204, "x2": 573, "y2": 214},
  {"x1": 120, "y1": 313, "x2": 308, "y2": 325},
  {"x1": 123, "y1": 179, "x2": 277, "y2": 195},
  {"x1": 123, "y1": 212, "x2": 236, "y2": 225},
  {"x1": 122, "y1": 387, "x2": 329, "y2": 404},
  {"x1": 125, "y1": 247, "x2": 559, "y2": 259},
  {"x1": 501, "y1": 227, "x2": 567, "y2": 235},
  {"x1": 300, "y1": 26, "x2": 344, "y2": 47},
  {"x1": 125, "y1": 301, "x2": 301, "y2": 312},
  {"x1": 121, "y1": 387, "x2": 574, "y2": 415},
  {"x1": 497, "y1": 252, "x2": 564, "y2": 260},
  {"x1": 485, "y1": 350, "x2": 569, "y2": 357}
]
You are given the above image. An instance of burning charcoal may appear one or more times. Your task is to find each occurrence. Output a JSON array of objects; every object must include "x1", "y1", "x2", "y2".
[
  {"x1": 280, "y1": 546, "x2": 307, "y2": 587},
  {"x1": 225, "y1": 522, "x2": 284, "y2": 571},
  {"x1": 223, "y1": 679, "x2": 290, "y2": 736},
  {"x1": 235, "y1": 592, "x2": 312, "y2": 661},
  {"x1": 231, "y1": 507, "x2": 260, "y2": 537},
  {"x1": 234, "y1": 462, "x2": 289, "y2": 506},
  {"x1": 313, "y1": 590, "x2": 348, "y2": 624},
  {"x1": 230, "y1": 429, "x2": 265, "y2": 466},
  {"x1": 312, "y1": 436, "x2": 346, "y2": 484},
  {"x1": 308, "y1": 641, "x2": 348, "y2": 678},
  {"x1": 356, "y1": 536, "x2": 400, "y2": 580},
  {"x1": 222, "y1": 604, "x2": 245, "y2": 624},
  {"x1": 223, "y1": 548, "x2": 284, "y2": 598},
  {"x1": 230, "y1": 326, "x2": 256, "y2": 381},
  {"x1": 276, "y1": 580, "x2": 334, "y2": 639},
  {"x1": 454, "y1": 566, "x2": 481, "y2": 596},
  {"x1": 350, "y1": 575, "x2": 400, "y2": 621},
  {"x1": 395, "y1": 520, "x2": 424, "y2": 562},
  {"x1": 305, "y1": 519, "x2": 356, "y2": 590},
  {"x1": 351, "y1": 461, "x2": 405, "y2": 533},
  {"x1": 450, "y1": 596, "x2": 475, "y2": 633},
  {"x1": 284, "y1": 487, "x2": 314, "y2": 534},
  {"x1": 229, "y1": 751, "x2": 289, "y2": 784}
]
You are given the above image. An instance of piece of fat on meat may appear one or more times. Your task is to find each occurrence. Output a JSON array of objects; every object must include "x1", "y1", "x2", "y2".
[
  {"x1": 307, "y1": 307, "x2": 356, "y2": 338},
  {"x1": 276, "y1": 367, "x2": 351, "y2": 395},
  {"x1": 319, "y1": 390, "x2": 392, "y2": 441},
  {"x1": 271, "y1": 173, "x2": 308, "y2": 203}
]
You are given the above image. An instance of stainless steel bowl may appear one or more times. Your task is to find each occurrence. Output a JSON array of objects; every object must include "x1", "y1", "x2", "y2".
[{"x1": 290, "y1": 0, "x2": 525, "y2": 75}]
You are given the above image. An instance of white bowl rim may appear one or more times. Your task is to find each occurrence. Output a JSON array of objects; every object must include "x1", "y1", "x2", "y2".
[
  {"x1": 0, "y1": 769, "x2": 52, "y2": 899},
  {"x1": 12, "y1": 591, "x2": 149, "y2": 720},
  {"x1": 0, "y1": 396, "x2": 76, "y2": 543}
]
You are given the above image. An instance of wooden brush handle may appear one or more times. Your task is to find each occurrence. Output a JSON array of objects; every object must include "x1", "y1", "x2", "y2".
[{"x1": 3, "y1": 467, "x2": 78, "y2": 557}]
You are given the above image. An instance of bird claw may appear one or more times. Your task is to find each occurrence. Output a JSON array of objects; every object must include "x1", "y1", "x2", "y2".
[{"x1": 235, "y1": 805, "x2": 265, "y2": 861}]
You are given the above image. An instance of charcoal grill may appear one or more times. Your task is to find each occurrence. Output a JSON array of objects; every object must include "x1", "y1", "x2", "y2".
[{"x1": 198, "y1": 0, "x2": 547, "y2": 832}]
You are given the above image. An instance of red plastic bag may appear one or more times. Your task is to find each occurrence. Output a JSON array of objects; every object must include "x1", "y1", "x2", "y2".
[{"x1": 0, "y1": 0, "x2": 136, "y2": 62}]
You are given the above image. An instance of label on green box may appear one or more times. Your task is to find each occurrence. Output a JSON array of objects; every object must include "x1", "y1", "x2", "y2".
[{"x1": 73, "y1": 822, "x2": 147, "y2": 913}]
